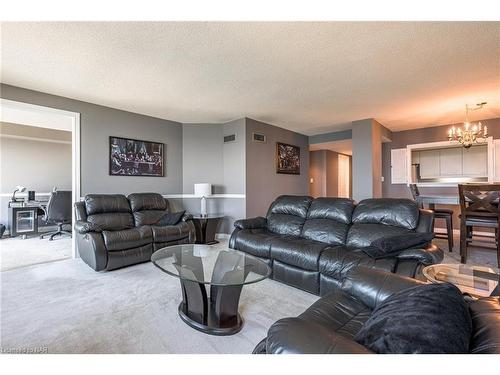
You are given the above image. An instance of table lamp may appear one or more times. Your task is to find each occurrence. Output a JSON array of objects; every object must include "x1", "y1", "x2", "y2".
[
  {"x1": 194, "y1": 183, "x2": 212, "y2": 217},
  {"x1": 11, "y1": 185, "x2": 26, "y2": 202}
]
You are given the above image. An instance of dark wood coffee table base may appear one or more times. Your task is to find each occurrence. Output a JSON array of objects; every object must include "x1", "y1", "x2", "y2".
[{"x1": 177, "y1": 277, "x2": 245, "y2": 335}]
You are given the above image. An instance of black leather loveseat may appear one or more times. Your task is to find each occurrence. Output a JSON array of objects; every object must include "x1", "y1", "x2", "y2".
[
  {"x1": 253, "y1": 267, "x2": 500, "y2": 354},
  {"x1": 74, "y1": 193, "x2": 194, "y2": 271},
  {"x1": 229, "y1": 196, "x2": 443, "y2": 295}
]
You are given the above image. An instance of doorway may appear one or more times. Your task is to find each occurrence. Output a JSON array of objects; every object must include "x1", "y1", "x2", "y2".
[{"x1": 0, "y1": 99, "x2": 80, "y2": 270}]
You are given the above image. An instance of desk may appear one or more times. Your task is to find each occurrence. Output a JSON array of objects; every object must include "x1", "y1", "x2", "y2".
[{"x1": 8, "y1": 201, "x2": 48, "y2": 238}]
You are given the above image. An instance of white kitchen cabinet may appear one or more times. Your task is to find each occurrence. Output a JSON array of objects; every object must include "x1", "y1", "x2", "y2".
[
  {"x1": 439, "y1": 147, "x2": 463, "y2": 176},
  {"x1": 463, "y1": 145, "x2": 488, "y2": 176},
  {"x1": 419, "y1": 150, "x2": 440, "y2": 178},
  {"x1": 391, "y1": 148, "x2": 407, "y2": 184},
  {"x1": 494, "y1": 140, "x2": 500, "y2": 181}
]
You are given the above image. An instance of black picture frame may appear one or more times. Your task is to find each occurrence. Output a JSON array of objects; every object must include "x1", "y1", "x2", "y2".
[
  {"x1": 276, "y1": 142, "x2": 300, "y2": 175},
  {"x1": 109, "y1": 136, "x2": 165, "y2": 177}
]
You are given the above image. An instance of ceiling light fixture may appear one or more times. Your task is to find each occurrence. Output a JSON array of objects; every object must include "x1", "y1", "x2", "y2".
[{"x1": 448, "y1": 102, "x2": 488, "y2": 149}]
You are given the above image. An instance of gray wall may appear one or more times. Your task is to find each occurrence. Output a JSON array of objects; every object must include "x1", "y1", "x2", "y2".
[
  {"x1": 0, "y1": 123, "x2": 72, "y2": 227},
  {"x1": 0, "y1": 84, "x2": 183, "y2": 196},
  {"x1": 246, "y1": 118, "x2": 310, "y2": 218},
  {"x1": 181, "y1": 118, "x2": 246, "y2": 233},
  {"x1": 382, "y1": 117, "x2": 500, "y2": 230},
  {"x1": 352, "y1": 118, "x2": 389, "y2": 201}
]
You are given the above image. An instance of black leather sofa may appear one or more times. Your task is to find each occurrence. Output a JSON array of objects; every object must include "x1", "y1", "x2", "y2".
[
  {"x1": 74, "y1": 193, "x2": 194, "y2": 271},
  {"x1": 253, "y1": 267, "x2": 500, "y2": 354},
  {"x1": 230, "y1": 196, "x2": 443, "y2": 295}
]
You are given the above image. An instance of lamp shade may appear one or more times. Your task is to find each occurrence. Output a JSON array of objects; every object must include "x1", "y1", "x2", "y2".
[{"x1": 194, "y1": 183, "x2": 212, "y2": 197}]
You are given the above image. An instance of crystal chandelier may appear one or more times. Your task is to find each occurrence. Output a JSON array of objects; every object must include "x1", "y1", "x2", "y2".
[{"x1": 448, "y1": 102, "x2": 488, "y2": 149}]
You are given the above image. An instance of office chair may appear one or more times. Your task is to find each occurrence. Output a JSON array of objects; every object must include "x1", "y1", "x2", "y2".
[{"x1": 40, "y1": 190, "x2": 72, "y2": 241}]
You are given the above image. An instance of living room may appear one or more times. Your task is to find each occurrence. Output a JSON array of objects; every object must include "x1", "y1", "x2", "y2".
[{"x1": 1, "y1": 1, "x2": 499, "y2": 373}]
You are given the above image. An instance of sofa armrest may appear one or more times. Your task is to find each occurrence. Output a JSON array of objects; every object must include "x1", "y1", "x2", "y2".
[
  {"x1": 74, "y1": 220, "x2": 102, "y2": 234},
  {"x1": 416, "y1": 209, "x2": 434, "y2": 233},
  {"x1": 265, "y1": 317, "x2": 373, "y2": 354},
  {"x1": 396, "y1": 243, "x2": 443, "y2": 265},
  {"x1": 341, "y1": 266, "x2": 425, "y2": 309},
  {"x1": 76, "y1": 231, "x2": 107, "y2": 271},
  {"x1": 234, "y1": 216, "x2": 267, "y2": 230}
]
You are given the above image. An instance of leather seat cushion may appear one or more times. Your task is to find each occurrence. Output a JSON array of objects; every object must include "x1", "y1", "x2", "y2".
[
  {"x1": 152, "y1": 222, "x2": 191, "y2": 243},
  {"x1": 270, "y1": 237, "x2": 330, "y2": 271},
  {"x1": 301, "y1": 219, "x2": 349, "y2": 245},
  {"x1": 84, "y1": 194, "x2": 131, "y2": 215},
  {"x1": 266, "y1": 290, "x2": 371, "y2": 354},
  {"x1": 128, "y1": 193, "x2": 167, "y2": 212},
  {"x1": 231, "y1": 229, "x2": 282, "y2": 258},
  {"x1": 297, "y1": 290, "x2": 372, "y2": 337},
  {"x1": 469, "y1": 297, "x2": 500, "y2": 354},
  {"x1": 319, "y1": 246, "x2": 396, "y2": 280},
  {"x1": 352, "y1": 198, "x2": 419, "y2": 230},
  {"x1": 133, "y1": 210, "x2": 167, "y2": 226},
  {"x1": 346, "y1": 223, "x2": 412, "y2": 248},
  {"x1": 87, "y1": 212, "x2": 134, "y2": 231},
  {"x1": 103, "y1": 226, "x2": 153, "y2": 251}
]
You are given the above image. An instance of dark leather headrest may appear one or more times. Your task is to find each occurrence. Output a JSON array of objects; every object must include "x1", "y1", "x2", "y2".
[
  {"x1": 128, "y1": 192, "x2": 167, "y2": 212},
  {"x1": 307, "y1": 197, "x2": 354, "y2": 224},
  {"x1": 84, "y1": 194, "x2": 131, "y2": 215},
  {"x1": 352, "y1": 198, "x2": 419, "y2": 229},
  {"x1": 267, "y1": 195, "x2": 313, "y2": 218}
]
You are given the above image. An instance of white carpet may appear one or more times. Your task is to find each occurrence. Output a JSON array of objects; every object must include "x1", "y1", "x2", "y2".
[
  {"x1": 0, "y1": 236, "x2": 72, "y2": 271},
  {"x1": 0, "y1": 247, "x2": 318, "y2": 354}
]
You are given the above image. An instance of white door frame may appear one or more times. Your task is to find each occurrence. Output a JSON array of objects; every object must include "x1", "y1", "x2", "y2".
[{"x1": 0, "y1": 98, "x2": 81, "y2": 258}]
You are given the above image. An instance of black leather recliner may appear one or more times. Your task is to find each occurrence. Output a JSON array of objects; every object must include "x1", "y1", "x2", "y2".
[
  {"x1": 253, "y1": 267, "x2": 500, "y2": 354},
  {"x1": 229, "y1": 196, "x2": 443, "y2": 295},
  {"x1": 74, "y1": 193, "x2": 194, "y2": 271}
]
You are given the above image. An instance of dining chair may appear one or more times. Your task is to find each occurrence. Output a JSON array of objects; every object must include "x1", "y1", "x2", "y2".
[
  {"x1": 458, "y1": 184, "x2": 500, "y2": 267},
  {"x1": 409, "y1": 183, "x2": 454, "y2": 252}
]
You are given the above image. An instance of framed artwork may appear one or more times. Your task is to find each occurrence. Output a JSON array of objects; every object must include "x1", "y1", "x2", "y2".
[
  {"x1": 109, "y1": 136, "x2": 164, "y2": 177},
  {"x1": 276, "y1": 142, "x2": 300, "y2": 175}
]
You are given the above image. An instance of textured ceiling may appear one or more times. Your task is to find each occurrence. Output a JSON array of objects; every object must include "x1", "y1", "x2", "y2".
[{"x1": 1, "y1": 22, "x2": 499, "y2": 135}]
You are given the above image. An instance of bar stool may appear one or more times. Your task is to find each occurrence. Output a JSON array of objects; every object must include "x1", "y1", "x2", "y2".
[
  {"x1": 458, "y1": 184, "x2": 500, "y2": 266},
  {"x1": 409, "y1": 184, "x2": 454, "y2": 252}
]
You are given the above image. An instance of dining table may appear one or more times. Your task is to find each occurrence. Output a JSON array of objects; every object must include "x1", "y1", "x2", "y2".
[{"x1": 416, "y1": 194, "x2": 459, "y2": 209}]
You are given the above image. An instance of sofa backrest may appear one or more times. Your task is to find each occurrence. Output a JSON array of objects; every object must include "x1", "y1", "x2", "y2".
[
  {"x1": 266, "y1": 195, "x2": 313, "y2": 236},
  {"x1": 301, "y1": 197, "x2": 354, "y2": 245},
  {"x1": 128, "y1": 192, "x2": 168, "y2": 226},
  {"x1": 346, "y1": 198, "x2": 420, "y2": 247},
  {"x1": 84, "y1": 194, "x2": 134, "y2": 231}
]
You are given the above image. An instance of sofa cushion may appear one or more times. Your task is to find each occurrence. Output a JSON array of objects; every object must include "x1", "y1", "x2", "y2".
[
  {"x1": 354, "y1": 283, "x2": 472, "y2": 353},
  {"x1": 266, "y1": 290, "x2": 372, "y2": 354},
  {"x1": 346, "y1": 223, "x2": 412, "y2": 248},
  {"x1": 266, "y1": 195, "x2": 313, "y2": 236},
  {"x1": 319, "y1": 245, "x2": 396, "y2": 281},
  {"x1": 87, "y1": 212, "x2": 135, "y2": 231},
  {"x1": 352, "y1": 198, "x2": 419, "y2": 230},
  {"x1": 307, "y1": 197, "x2": 354, "y2": 224},
  {"x1": 133, "y1": 210, "x2": 166, "y2": 226},
  {"x1": 152, "y1": 222, "x2": 192, "y2": 243},
  {"x1": 270, "y1": 237, "x2": 330, "y2": 271},
  {"x1": 158, "y1": 211, "x2": 186, "y2": 226},
  {"x1": 84, "y1": 194, "x2": 131, "y2": 215},
  {"x1": 468, "y1": 297, "x2": 500, "y2": 354},
  {"x1": 363, "y1": 232, "x2": 434, "y2": 258},
  {"x1": 102, "y1": 226, "x2": 153, "y2": 251},
  {"x1": 128, "y1": 192, "x2": 167, "y2": 212},
  {"x1": 231, "y1": 229, "x2": 282, "y2": 258}
]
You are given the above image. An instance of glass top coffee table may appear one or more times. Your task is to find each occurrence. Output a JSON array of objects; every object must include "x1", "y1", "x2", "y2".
[
  {"x1": 152, "y1": 244, "x2": 271, "y2": 335},
  {"x1": 423, "y1": 263, "x2": 500, "y2": 298}
]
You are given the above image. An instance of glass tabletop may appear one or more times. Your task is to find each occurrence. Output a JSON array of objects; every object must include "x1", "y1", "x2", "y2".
[
  {"x1": 151, "y1": 244, "x2": 271, "y2": 286},
  {"x1": 423, "y1": 263, "x2": 500, "y2": 298}
]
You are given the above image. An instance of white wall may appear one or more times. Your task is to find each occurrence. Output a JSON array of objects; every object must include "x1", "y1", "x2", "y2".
[{"x1": 0, "y1": 122, "x2": 72, "y2": 227}]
